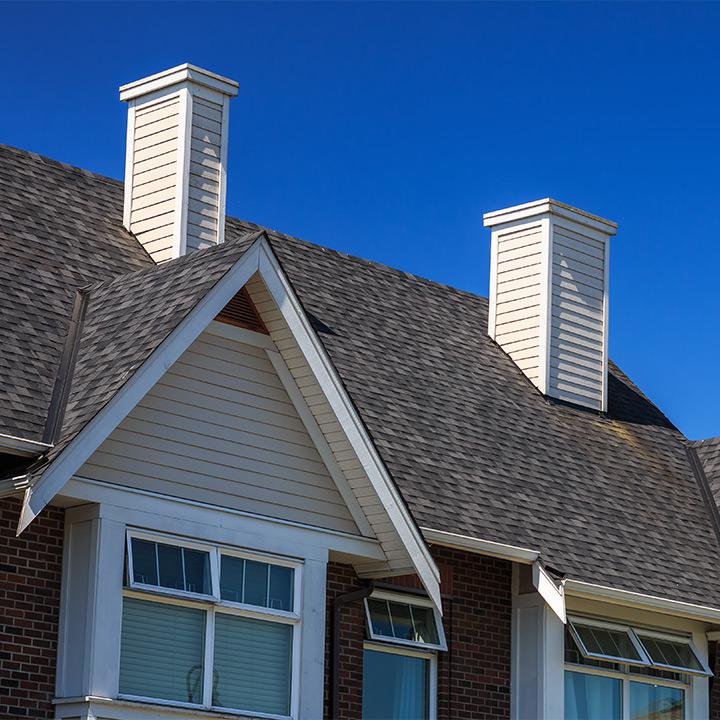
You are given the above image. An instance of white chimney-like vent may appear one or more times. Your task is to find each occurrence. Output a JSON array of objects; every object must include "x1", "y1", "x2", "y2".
[
  {"x1": 120, "y1": 64, "x2": 238, "y2": 263},
  {"x1": 484, "y1": 199, "x2": 617, "y2": 412}
]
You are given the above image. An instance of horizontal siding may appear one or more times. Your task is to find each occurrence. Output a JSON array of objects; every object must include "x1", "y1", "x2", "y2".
[
  {"x1": 494, "y1": 223, "x2": 543, "y2": 383},
  {"x1": 548, "y1": 223, "x2": 606, "y2": 410},
  {"x1": 130, "y1": 96, "x2": 179, "y2": 263},
  {"x1": 187, "y1": 97, "x2": 223, "y2": 252},
  {"x1": 80, "y1": 331, "x2": 358, "y2": 534}
]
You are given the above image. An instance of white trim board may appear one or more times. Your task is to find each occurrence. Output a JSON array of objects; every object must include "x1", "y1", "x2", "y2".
[
  {"x1": 422, "y1": 527, "x2": 540, "y2": 564},
  {"x1": 0, "y1": 432, "x2": 52, "y2": 457}
]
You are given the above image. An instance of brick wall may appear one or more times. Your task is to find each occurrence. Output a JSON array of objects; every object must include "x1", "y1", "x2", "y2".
[
  {"x1": 325, "y1": 546, "x2": 513, "y2": 719},
  {"x1": 0, "y1": 498, "x2": 64, "y2": 718}
]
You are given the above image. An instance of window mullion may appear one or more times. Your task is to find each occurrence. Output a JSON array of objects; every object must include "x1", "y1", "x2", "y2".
[{"x1": 203, "y1": 606, "x2": 215, "y2": 708}]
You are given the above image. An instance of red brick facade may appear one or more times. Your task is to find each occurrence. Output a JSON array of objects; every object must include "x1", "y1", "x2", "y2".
[
  {"x1": 0, "y1": 498, "x2": 64, "y2": 718},
  {"x1": 324, "y1": 546, "x2": 513, "y2": 719}
]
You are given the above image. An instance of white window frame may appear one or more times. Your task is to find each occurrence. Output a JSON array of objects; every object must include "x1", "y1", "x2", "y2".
[
  {"x1": 121, "y1": 529, "x2": 303, "y2": 720},
  {"x1": 567, "y1": 616, "x2": 649, "y2": 667},
  {"x1": 364, "y1": 589, "x2": 447, "y2": 651},
  {"x1": 564, "y1": 664, "x2": 690, "y2": 720},
  {"x1": 363, "y1": 641, "x2": 438, "y2": 720},
  {"x1": 634, "y1": 628, "x2": 712, "y2": 677},
  {"x1": 567, "y1": 615, "x2": 711, "y2": 677}
]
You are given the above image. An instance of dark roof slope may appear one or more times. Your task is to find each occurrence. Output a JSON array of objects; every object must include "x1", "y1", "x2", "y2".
[
  {"x1": 0, "y1": 145, "x2": 152, "y2": 441},
  {"x1": 3, "y1": 145, "x2": 720, "y2": 608},
  {"x1": 693, "y1": 437, "x2": 720, "y2": 501}
]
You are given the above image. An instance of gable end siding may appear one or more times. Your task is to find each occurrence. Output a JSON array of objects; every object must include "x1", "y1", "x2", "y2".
[{"x1": 78, "y1": 330, "x2": 359, "y2": 534}]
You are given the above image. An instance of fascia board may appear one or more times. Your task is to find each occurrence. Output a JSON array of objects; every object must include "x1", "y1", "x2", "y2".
[
  {"x1": 564, "y1": 578, "x2": 720, "y2": 624},
  {"x1": 18, "y1": 239, "x2": 263, "y2": 533},
  {"x1": 421, "y1": 527, "x2": 540, "y2": 563},
  {"x1": 256, "y1": 239, "x2": 442, "y2": 611},
  {"x1": 0, "y1": 432, "x2": 52, "y2": 457}
]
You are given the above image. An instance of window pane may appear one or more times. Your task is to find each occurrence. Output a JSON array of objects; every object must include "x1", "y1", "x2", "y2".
[
  {"x1": 220, "y1": 555, "x2": 245, "y2": 603},
  {"x1": 637, "y1": 635, "x2": 704, "y2": 672},
  {"x1": 389, "y1": 602, "x2": 415, "y2": 641},
  {"x1": 213, "y1": 613, "x2": 292, "y2": 715},
  {"x1": 367, "y1": 598, "x2": 393, "y2": 637},
  {"x1": 157, "y1": 543, "x2": 184, "y2": 591},
  {"x1": 131, "y1": 538, "x2": 157, "y2": 586},
  {"x1": 362, "y1": 648, "x2": 428, "y2": 720},
  {"x1": 183, "y1": 548, "x2": 211, "y2": 595},
  {"x1": 564, "y1": 671, "x2": 622, "y2": 720},
  {"x1": 630, "y1": 682, "x2": 684, "y2": 720},
  {"x1": 269, "y1": 565, "x2": 294, "y2": 611},
  {"x1": 572, "y1": 622, "x2": 643, "y2": 663},
  {"x1": 410, "y1": 606, "x2": 439, "y2": 645},
  {"x1": 244, "y1": 560, "x2": 269, "y2": 607},
  {"x1": 120, "y1": 597, "x2": 205, "y2": 704}
]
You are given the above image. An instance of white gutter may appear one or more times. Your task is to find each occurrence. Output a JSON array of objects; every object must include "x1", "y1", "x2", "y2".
[
  {"x1": 421, "y1": 527, "x2": 540, "y2": 564},
  {"x1": 564, "y1": 579, "x2": 720, "y2": 624},
  {"x1": 0, "y1": 433, "x2": 52, "y2": 458}
]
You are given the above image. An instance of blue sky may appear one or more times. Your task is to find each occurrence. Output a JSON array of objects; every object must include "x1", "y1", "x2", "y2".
[{"x1": 3, "y1": 2, "x2": 719, "y2": 438}]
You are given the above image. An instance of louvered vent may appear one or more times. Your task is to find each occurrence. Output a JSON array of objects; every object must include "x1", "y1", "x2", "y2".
[{"x1": 216, "y1": 288, "x2": 268, "y2": 334}]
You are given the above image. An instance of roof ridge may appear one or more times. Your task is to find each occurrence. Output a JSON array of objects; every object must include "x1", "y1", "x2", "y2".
[{"x1": 691, "y1": 436, "x2": 720, "y2": 447}]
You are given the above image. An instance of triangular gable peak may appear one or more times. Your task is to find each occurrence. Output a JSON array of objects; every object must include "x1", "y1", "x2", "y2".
[{"x1": 18, "y1": 234, "x2": 441, "y2": 607}]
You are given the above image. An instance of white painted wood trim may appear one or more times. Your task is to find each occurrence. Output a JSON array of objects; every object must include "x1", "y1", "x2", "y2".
[
  {"x1": 487, "y1": 228, "x2": 499, "y2": 338},
  {"x1": 265, "y1": 348, "x2": 375, "y2": 538},
  {"x1": 421, "y1": 526, "x2": 540, "y2": 563},
  {"x1": 19, "y1": 239, "x2": 263, "y2": 533},
  {"x1": 256, "y1": 240, "x2": 442, "y2": 610},
  {"x1": 63, "y1": 475, "x2": 384, "y2": 562},
  {"x1": 0, "y1": 432, "x2": 52, "y2": 457},
  {"x1": 122, "y1": 101, "x2": 136, "y2": 232},
  {"x1": 563, "y1": 578, "x2": 720, "y2": 623},
  {"x1": 602, "y1": 230, "x2": 611, "y2": 412},
  {"x1": 217, "y1": 94, "x2": 231, "y2": 247},
  {"x1": 538, "y1": 215, "x2": 552, "y2": 395},
  {"x1": 172, "y1": 87, "x2": 192, "y2": 258},
  {"x1": 204, "y1": 319, "x2": 274, "y2": 348},
  {"x1": 532, "y1": 561, "x2": 566, "y2": 623}
]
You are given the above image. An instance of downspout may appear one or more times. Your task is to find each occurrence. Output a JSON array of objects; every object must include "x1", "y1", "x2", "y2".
[{"x1": 331, "y1": 582, "x2": 373, "y2": 720}]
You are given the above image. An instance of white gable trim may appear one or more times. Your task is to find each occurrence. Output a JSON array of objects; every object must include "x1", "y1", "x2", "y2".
[
  {"x1": 19, "y1": 235, "x2": 440, "y2": 608},
  {"x1": 256, "y1": 240, "x2": 441, "y2": 609},
  {"x1": 18, "y1": 238, "x2": 262, "y2": 533}
]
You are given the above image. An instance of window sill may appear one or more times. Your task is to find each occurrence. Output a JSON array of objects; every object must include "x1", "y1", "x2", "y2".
[{"x1": 53, "y1": 696, "x2": 292, "y2": 720}]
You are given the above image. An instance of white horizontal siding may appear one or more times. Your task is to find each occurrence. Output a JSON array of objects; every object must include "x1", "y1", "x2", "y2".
[
  {"x1": 80, "y1": 330, "x2": 359, "y2": 534},
  {"x1": 186, "y1": 97, "x2": 223, "y2": 252},
  {"x1": 494, "y1": 223, "x2": 543, "y2": 383},
  {"x1": 129, "y1": 96, "x2": 180, "y2": 263},
  {"x1": 548, "y1": 223, "x2": 606, "y2": 410}
]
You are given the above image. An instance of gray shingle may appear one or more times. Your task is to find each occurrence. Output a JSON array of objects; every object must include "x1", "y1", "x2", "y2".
[{"x1": 3, "y1": 144, "x2": 720, "y2": 610}]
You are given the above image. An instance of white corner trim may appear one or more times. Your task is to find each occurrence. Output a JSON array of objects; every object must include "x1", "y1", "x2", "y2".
[
  {"x1": 421, "y1": 527, "x2": 540, "y2": 564},
  {"x1": 265, "y1": 348, "x2": 375, "y2": 538},
  {"x1": 0, "y1": 432, "x2": 52, "y2": 457},
  {"x1": 563, "y1": 578, "x2": 720, "y2": 623},
  {"x1": 18, "y1": 239, "x2": 263, "y2": 534},
  {"x1": 256, "y1": 240, "x2": 442, "y2": 611},
  {"x1": 533, "y1": 561, "x2": 566, "y2": 623}
]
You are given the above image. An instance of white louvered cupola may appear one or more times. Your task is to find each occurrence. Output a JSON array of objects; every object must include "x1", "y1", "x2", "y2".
[
  {"x1": 484, "y1": 199, "x2": 617, "y2": 412},
  {"x1": 120, "y1": 64, "x2": 238, "y2": 263}
]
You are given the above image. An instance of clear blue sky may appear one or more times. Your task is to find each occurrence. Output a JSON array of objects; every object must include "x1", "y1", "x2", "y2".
[{"x1": 3, "y1": 2, "x2": 719, "y2": 438}]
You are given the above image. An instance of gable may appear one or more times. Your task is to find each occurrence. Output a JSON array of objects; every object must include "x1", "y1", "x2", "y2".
[{"x1": 78, "y1": 324, "x2": 360, "y2": 535}]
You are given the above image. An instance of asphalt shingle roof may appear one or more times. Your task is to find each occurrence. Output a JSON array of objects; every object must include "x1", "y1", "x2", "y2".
[
  {"x1": 693, "y1": 437, "x2": 720, "y2": 502},
  {"x1": 3, "y1": 144, "x2": 720, "y2": 608}
]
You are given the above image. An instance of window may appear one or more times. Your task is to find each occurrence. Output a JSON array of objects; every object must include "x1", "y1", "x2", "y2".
[
  {"x1": 120, "y1": 531, "x2": 300, "y2": 717},
  {"x1": 565, "y1": 617, "x2": 709, "y2": 720},
  {"x1": 362, "y1": 591, "x2": 444, "y2": 720}
]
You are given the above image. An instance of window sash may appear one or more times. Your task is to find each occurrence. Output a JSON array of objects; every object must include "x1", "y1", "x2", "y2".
[
  {"x1": 567, "y1": 616, "x2": 711, "y2": 678},
  {"x1": 364, "y1": 591, "x2": 447, "y2": 651},
  {"x1": 121, "y1": 530, "x2": 302, "y2": 718}
]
